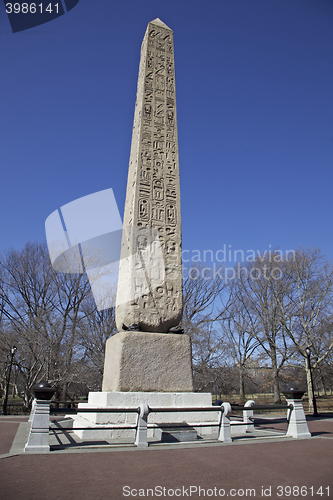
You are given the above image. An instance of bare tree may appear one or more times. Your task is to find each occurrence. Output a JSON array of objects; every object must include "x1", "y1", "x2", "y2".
[
  {"x1": 231, "y1": 254, "x2": 293, "y2": 403},
  {"x1": 79, "y1": 297, "x2": 117, "y2": 390},
  {"x1": 276, "y1": 247, "x2": 333, "y2": 411},
  {"x1": 221, "y1": 299, "x2": 260, "y2": 401},
  {"x1": 182, "y1": 263, "x2": 231, "y2": 333},
  {"x1": 0, "y1": 243, "x2": 93, "y2": 405},
  {"x1": 181, "y1": 263, "x2": 232, "y2": 392}
]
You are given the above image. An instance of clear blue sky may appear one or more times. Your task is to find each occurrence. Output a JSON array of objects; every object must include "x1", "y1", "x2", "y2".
[{"x1": 1, "y1": 0, "x2": 333, "y2": 265}]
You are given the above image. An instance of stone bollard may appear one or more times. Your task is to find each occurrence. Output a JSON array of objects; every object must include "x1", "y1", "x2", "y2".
[
  {"x1": 25, "y1": 382, "x2": 56, "y2": 453},
  {"x1": 218, "y1": 402, "x2": 232, "y2": 443},
  {"x1": 25, "y1": 400, "x2": 51, "y2": 452},
  {"x1": 135, "y1": 403, "x2": 150, "y2": 447},
  {"x1": 243, "y1": 399, "x2": 255, "y2": 432},
  {"x1": 282, "y1": 389, "x2": 311, "y2": 439}
]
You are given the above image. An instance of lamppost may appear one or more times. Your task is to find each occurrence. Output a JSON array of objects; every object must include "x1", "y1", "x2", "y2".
[
  {"x1": 1, "y1": 346, "x2": 17, "y2": 416},
  {"x1": 305, "y1": 346, "x2": 318, "y2": 417}
]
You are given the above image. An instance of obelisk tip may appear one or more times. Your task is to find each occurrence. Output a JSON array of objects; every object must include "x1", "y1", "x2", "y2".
[{"x1": 149, "y1": 18, "x2": 171, "y2": 30}]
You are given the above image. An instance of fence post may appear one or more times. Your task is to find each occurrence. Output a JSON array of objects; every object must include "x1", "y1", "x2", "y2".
[
  {"x1": 25, "y1": 400, "x2": 51, "y2": 452},
  {"x1": 135, "y1": 403, "x2": 150, "y2": 448},
  {"x1": 282, "y1": 389, "x2": 311, "y2": 439},
  {"x1": 218, "y1": 402, "x2": 232, "y2": 443},
  {"x1": 243, "y1": 399, "x2": 255, "y2": 431}
]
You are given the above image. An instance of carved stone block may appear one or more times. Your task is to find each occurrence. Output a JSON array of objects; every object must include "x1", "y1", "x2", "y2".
[{"x1": 102, "y1": 332, "x2": 194, "y2": 392}]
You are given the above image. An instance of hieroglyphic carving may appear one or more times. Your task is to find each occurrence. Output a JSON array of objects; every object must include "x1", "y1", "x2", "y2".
[
  {"x1": 138, "y1": 198, "x2": 150, "y2": 221},
  {"x1": 166, "y1": 203, "x2": 177, "y2": 226},
  {"x1": 116, "y1": 19, "x2": 182, "y2": 333},
  {"x1": 152, "y1": 203, "x2": 165, "y2": 222},
  {"x1": 153, "y1": 179, "x2": 164, "y2": 200}
]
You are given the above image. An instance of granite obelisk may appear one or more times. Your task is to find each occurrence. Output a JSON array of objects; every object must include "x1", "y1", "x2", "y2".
[
  {"x1": 115, "y1": 18, "x2": 183, "y2": 334},
  {"x1": 102, "y1": 19, "x2": 193, "y2": 392}
]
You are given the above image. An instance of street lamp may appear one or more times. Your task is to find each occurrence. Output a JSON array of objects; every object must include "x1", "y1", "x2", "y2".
[
  {"x1": 305, "y1": 346, "x2": 318, "y2": 417},
  {"x1": 1, "y1": 346, "x2": 17, "y2": 416}
]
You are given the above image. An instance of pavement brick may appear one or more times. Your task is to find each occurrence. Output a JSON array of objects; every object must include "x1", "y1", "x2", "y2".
[
  {"x1": 0, "y1": 439, "x2": 333, "y2": 499},
  {"x1": 0, "y1": 422, "x2": 20, "y2": 454},
  {"x1": 1, "y1": 415, "x2": 332, "y2": 499}
]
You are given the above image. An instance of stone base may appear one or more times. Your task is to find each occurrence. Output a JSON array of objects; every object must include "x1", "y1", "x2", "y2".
[
  {"x1": 102, "y1": 331, "x2": 194, "y2": 392},
  {"x1": 72, "y1": 391, "x2": 215, "y2": 441},
  {"x1": 154, "y1": 424, "x2": 198, "y2": 442}
]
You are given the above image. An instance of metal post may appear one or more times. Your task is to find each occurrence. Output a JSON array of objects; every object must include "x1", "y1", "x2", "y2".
[
  {"x1": 305, "y1": 346, "x2": 318, "y2": 416},
  {"x1": 243, "y1": 399, "x2": 255, "y2": 431},
  {"x1": 1, "y1": 346, "x2": 17, "y2": 416},
  {"x1": 134, "y1": 403, "x2": 150, "y2": 447},
  {"x1": 218, "y1": 402, "x2": 232, "y2": 442}
]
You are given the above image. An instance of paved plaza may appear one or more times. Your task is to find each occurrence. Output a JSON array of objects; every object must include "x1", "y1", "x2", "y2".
[{"x1": 0, "y1": 414, "x2": 332, "y2": 499}]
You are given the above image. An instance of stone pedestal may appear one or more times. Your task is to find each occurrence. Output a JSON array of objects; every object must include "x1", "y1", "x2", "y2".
[
  {"x1": 285, "y1": 397, "x2": 311, "y2": 439},
  {"x1": 25, "y1": 400, "x2": 50, "y2": 453},
  {"x1": 72, "y1": 391, "x2": 215, "y2": 441},
  {"x1": 102, "y1": 332, "x2": 194, "y2": 392}
]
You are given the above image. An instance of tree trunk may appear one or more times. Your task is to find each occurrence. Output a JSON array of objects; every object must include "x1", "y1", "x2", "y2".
[
  {"x1": 306, "y1": 361, "x2": 314, "y2": 413},
  {"x1": 239, "y1": 365, "x2": 245, "y2": 402},
  {"x1": 11, "y1": 383, "x2": 18, "y2": 397},
  {"x1": 270, "y1": 349, "x2": 281, "y2": 403},
  {"x1": 61, "y1": 381, "x2": 68, "y2": 401},
  {"x1": 318, "y1": 367, "x2": 327, "y2": 396}
]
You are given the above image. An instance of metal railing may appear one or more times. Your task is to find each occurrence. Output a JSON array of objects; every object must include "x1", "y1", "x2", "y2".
[
  {"x1": 50, "y1": 404, "x2": 229, "y2": 445},
  {"x1": 24, "y1": 396, "x2": 311, "y2": 453}
]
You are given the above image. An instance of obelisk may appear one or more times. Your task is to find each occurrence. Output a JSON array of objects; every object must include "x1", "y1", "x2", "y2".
[
  {"x1": 115, "y1": 18, "x2": 182, "y2": 334},
  {"x1": 102, "y1": 19, "x2": 193, "y2": 392}
]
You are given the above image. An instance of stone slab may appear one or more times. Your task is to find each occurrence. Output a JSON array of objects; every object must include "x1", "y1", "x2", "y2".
[
  {"x1": 102, "y1": 331, "x2": 194, "y2": 392},
  {"x1": 154, "y1": 425, "x2": 198, "y2": 442},
  {"x1": 71, "y1": 392, "x2": 252, "y2": 441},
  {"x1": 72, "y1": 391, "x2": 215, "y2": 440}
]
